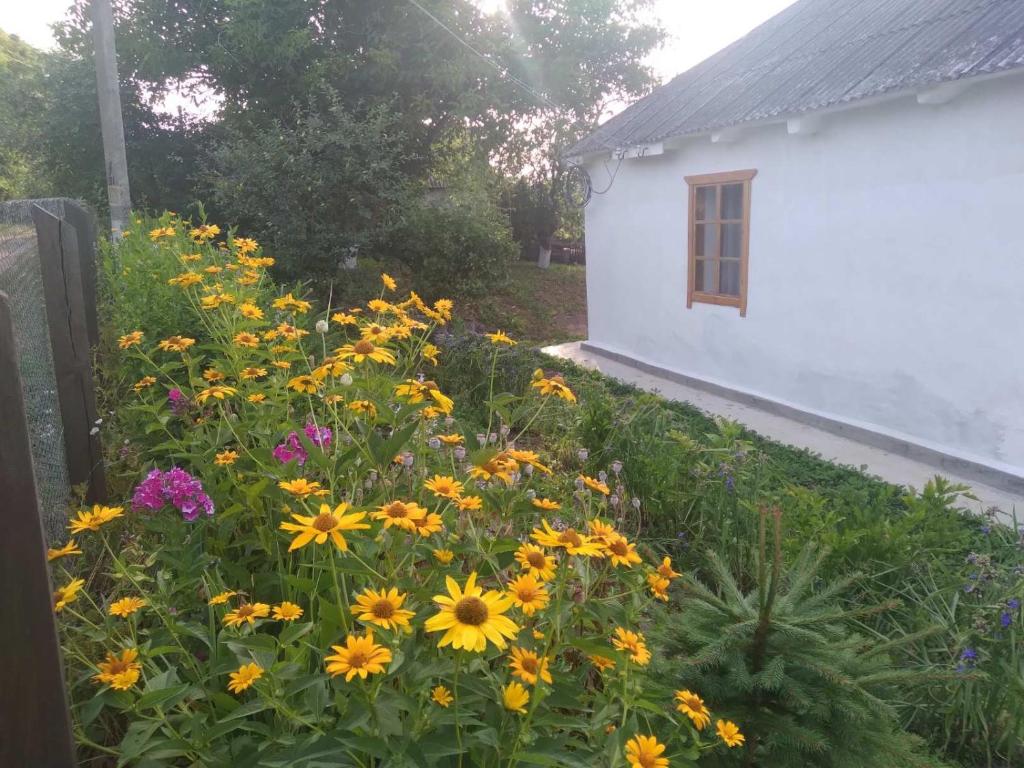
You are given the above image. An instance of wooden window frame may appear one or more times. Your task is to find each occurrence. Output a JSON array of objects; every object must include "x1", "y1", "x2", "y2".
[{"x1": 685, "y1": 169, "x2": 757, "y2": 316}]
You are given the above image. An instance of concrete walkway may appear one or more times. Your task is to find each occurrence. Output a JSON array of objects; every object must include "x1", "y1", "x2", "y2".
[{"x1": 542, "y1": 341, "x2": 1023, "y2": 520}]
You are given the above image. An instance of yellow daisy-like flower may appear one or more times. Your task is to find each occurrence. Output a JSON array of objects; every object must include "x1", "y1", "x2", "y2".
[
  {"x1": 716, "y1": 719, "x2": 745, "y2": 748},
  {"x1": 431, "y1": 685, "x2": 453, "y2": 707},
  {"x1": 647, "y1": 573, "x2": 671, "y2": 601},
  {"x1": 590, "y1": 654, "x2": 617, "y2": 672},
  {"x1": 514, "y1": 544, "x2": 557, "y2": 582},
  {"x1": 278, "y1": 478, "x2": 324, "y2": 498},
  {"x1": 531, "y1": 375, "x2": 576, "y2": 403},
  {"x1": 360, "y1": 322, "x2": 394, "y2": 343},
  {"x1": 287, "y1": 375, "x2": 319, "y2": 394},
  {"x1": 47, "y1": 539, "x2": 82, "y2": 562},
  {"x1": 223, "y1": 602, "x2": 271, "y2": 627},
  {"x1": 190, "y1": 223, "x2": 221, "y2": 241},
  {"x1": 168, "y1": 271, "x2": 203, "y2": 287},
  {"x1": 272, "y1": 292, "x2": 312, "y2": 314},
  {"x1": 468, "y1": 453, "x2": 518, "y2": 484},
  {"x1": 279, "y1": 503, "x2": 370, "y2": 552},
  {"x1": 395, "y1": 379, "x2": 454, "y2": 414},
  {"x1": 233, "y1": 331, "x2": 261, "y2": 348},
  {"x1": 424, "y1": 475, "x2": 464, "y2": 500},
  {"x1": 423, "y1": 343, "x2": 440, "y2": 365},
  {"x1": 270, "y1": 360, "x2": 291, "y2": 370},
  {"x1": 675, "y1": 689, "x2": 711, "y2": 730},
  {"x1": 530, "y1": 520, "x2": 605, "y2": 557},
  {"x1": 197, "y1": 385, "x2": 238, "y2": 404},
  {"x1": 502, "y1": 681, "x2": 529, "y2": 714},
  {"x1": 580, "y1": 475, "x2": 610, "y2": 495},
  {"x1": 247, "y1": 393, "x2": 267, "y2": 404},
  {"x1": 54, "y1": 578, "x2": 86, "y2": 612},
  {"x1": 437, "y1": 433, "x2": 463, "y2": 445},
  {"x1": 372, "y1": 500, "x2": 428, "y2": 533},
  {"x1": 238, "y1": 302, "x2": 264, "y2": 319},
  {"x1": 208, "y1": 590, "x2": 237, "y2": 605},
  {"x1": 506, "y1": 573, "x2": 550, "y2": 616},
  {"x1": 433, "y1": 548, "x2": 455, "y2": 564},
  {"x1": 239, "y1": 366, "x2": 267, "y2": 380},
  {"x1": 531, "y1": 497, "x2": 561, "y2": 511},
  {"x1": 93, "y1": 648, "x2": 142, "y2": 690},
  {"x1": 348, "y1": 400, "x2": 378, "y2": 419},
  {"x1": 202, "y1": 368, "x2": 225, "y2": 382},
  {"x1": 149, "y1": 226, "x2": 175, "y2": 240},
  {"x1": 118, "y1": 330, "x2": 143, "y2": 349},
  {"x1": 412, "y1": 512, "x2": 445, "y2": 537},
  {"x1": 586, "y1": 518, "x2": 617, "y2": 545},
  {"x1": 273, "y1": 602, "x2": 304, "y2": 621},
  {"x1": 509, "y1": 646, "x2": 552, "y2": 685},
  {"x1": 657, "y1": 556, "x2": 681, "y2": 580},
  {"x1": 68, "y1": 504, "x2": 124, "y2": 534},
  {"x1": 233, "y1": 236, "x2": 259, "y2": 254},
  {"x1": 158, "y1": 335, "x2": 196, "y2": 352},
  {"x1": 455, "y1": 495, "x2": 482, "y2": 512},
  {"x1": 625, "y1": 734, "x2": 668, "y2": 768},
  {"x1": 227, "y1": 662, "x2": 263, "y2": 694},
  {"x1": 424, "y1": 572, "x2": 519, "y2": 652},
  {"x1": 133, "y1": 375, "x2": 157, "y2": 392},
  {"x1": 485, "y1": 330, "x2": 517, "y2": 346},
  {"x1": 612, "y1": 627, "x2": 652, "y2": 666},
  {"x1": 334, "y1": 340, "x2": 396, "y2": 365},
  {"x1": 325, "y1": 630, "x2": 393, "y2": 681},
  {"x1": 381, "y1": 272, "x2": 397, "y2": 291},
  {"x1": 504, "y1": 449, "x2": 552, "y2": 475},
  {"x1": 331, "y1": 312, "x2": 358, "y2": 326},
  {"x1": 352, "y1": 587, "x2": 415, "y2": 631},
  {"x1": 109, "y1": 596, "x2": 146, "y2": 618},
  {"x1": 604, "y1": 533, "x2": 643, "y2": 568}
]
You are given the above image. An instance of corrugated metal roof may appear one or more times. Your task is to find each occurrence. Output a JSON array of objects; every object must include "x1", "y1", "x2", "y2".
[{"x1": 568, "y1": 0, "x2": 1024, "y2": 156}]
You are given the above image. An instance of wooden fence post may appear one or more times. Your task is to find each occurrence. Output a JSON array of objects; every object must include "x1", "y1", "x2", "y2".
[
  {"x1": 32, "y1": 205, "x2": 107, "y2": 503},
  {"x1": 62, "y1": 200, "x2": 100, "y2": 348},
  {"x1": 0, "y1": 291, "x2": 77, "y2": 767}
]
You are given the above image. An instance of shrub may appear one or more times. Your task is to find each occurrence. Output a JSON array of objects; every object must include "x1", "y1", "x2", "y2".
[{"x1": 57, "y1": 217, "x2": 746, "y2": 765}]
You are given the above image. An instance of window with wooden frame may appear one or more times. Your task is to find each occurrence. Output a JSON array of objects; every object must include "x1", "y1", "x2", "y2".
[{"x1": 685, "y1": 169, "x2": 756, "y2": 316}]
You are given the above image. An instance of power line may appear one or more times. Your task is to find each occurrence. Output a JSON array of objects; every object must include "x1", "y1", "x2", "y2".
[{"x1": 404, "y1": 0, "x2": 561, "y2": 112}]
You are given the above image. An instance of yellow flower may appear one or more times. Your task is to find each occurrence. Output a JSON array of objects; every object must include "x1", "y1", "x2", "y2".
[
  {"x1": 272, "y1": 292, "x2": 311, "y2": 314},
  {"x1": 348, "y1": 400, "x2": 378, "y2": 419},
  {"x1": 586, "y1": 518, "x2": 617, "y2": 545},
  {"x1": 270, "y1": 360, "x2": 291, "y2": 370},
  {"x1": 223, "y1": 602, "x2": 271, "y2": 627},
  {"x1": 647, "y1": 573, "x2": 671, "y2": 601},
  {"x1": 133, "y1": 375, "x2": 157, "y2": 392},
  {"x1": 531, "y1": 375, "x2": 576, "y2": 403},
  {"x1": 208, "y1": 590, "x2": 237, "y2": 605},
  {"x1": 47, "y1": 539, "x2": 82, "y2": 562},
  {"x1": 433, "y1": 548, "x2": 455, "y2": 564},
  {"x1": 203, "y1": 368, "x2": 225, "y2": 382},
  {"x1": 431, "y1": 685, "x2": 453, "y2": 707},
  {"x1": 69, "y1": 504, "x2": 124, "y2": 534},
  {"x1": 530, "y1": 520, "x2": 605, "y2": 557},
  {"x1": 158, "y1": 335, "x2": 196, "y2": 352},
  {"x1": 273, "y1": 601, "x2": 304, "y2": 621},
  {"x1": 335, "y1": 340, "x2": 396, "y2": 365},
  {"x1": 331, "y1": 312, "x2": 358, "y2": 325},
  {"x1": 279, "y1": 503, "x2": 370, "y2": 551},
  {"x1": 233, "y1": 331, "x2": 261, "y2": 348},
  {"x1": 604, "y1": 533, "x2": 642, "y2": 568},
  {"x1": 93, "y1": 648, "x2": 142, "y2": 690},
  {"x1": 657, "y1": 556, "x2": 681, "y2": 580},
  {"x1": 227, "y1": 662, "x2": 263, "y2": 694},
  {"x1": 325, "y1": 630, "x2": 393, "y2": 681},
  {"x1": 509, "y1": 646, "x2": 552, "y2": 686},
  {"x1": 109, "y1": 597, "x2": 147, "y2": 618},
  {"x1": 190, "y1": 223, "x2": 221, "y2": 241},
  {"x1": 589, "y1": 654, "x2": 617, "y2": 672},
  {"x1": 149, "y1": 226, "x2": 175, "y2": 240},
  {"x1": 412, "y1": 512, "x2": 445, "y2": 537},
  {"x1": 352, "y1": 587, "x2": 415, "y2": 631},
  {"x1": 53, "y1": 578, "x2": 86, "y2": 612},
  {"x1": 531, "y1": 497, "x2": 561, "y2": 511},
  {"x1": 423, "y1": 343, "x2": 440, "y2": 365},
  {"x1": 372, "y1": 500, "x2": 428, "y2": 533},
  {"x1": 287, "y1": 375, "x2": 320, "y2": 394},
  {"x1": 118, "y1": 330, "x2": 143, "y2": 349},
  {"x1": 505, "y1": 449, "x2": 552, "y2": 475},
  {"x1": 360, "y1": 322, "x2": 394, "y2": 343},
  {"x1": 381, "y1": 272, "x2": 397, "y2": 291},
  {"x1": 625, "y1": 734, "x2": 668, "y2": 768},
  {"x1": 437, "y1": 433, "x2": 463, "y2": 445},
  {"x1": 675, "y1": 689, "x2": 711, "y2": 730},
  {"x1": 485, "y1": 330, "x2": 516, "y2": 346},
  {"x1": 612, "y1": 628, "x2": 652, "y2": 666},
  {"x1": 514, "y1": 543, "x2": 557, "y2": 582},
  {"x1": 248, "y1": 393, "x2": 267, "y2": 404},
  {"x1": 455, "y1": 495, "x2": 482, "y2": 512},
  {"x1": 197, "y1": 385, "x2": 238, "y2": 403},
  {"x1": 240, "y1": 367, "x2": 267, "y2": 380},
  {"x1": 502, "y1": 681, "x2": 529, "y2": 714},
  {"x1": 278, "y1": 478, "x2": 324, "y2": 498},
  {"x1": 425, "y1": 572, "x2": 519, "y2": 652},
  {"x1": 716, "y1": 720, "x2": 745, "y2": 748},
  {"x1": 424, "y1": 475, "x2": 464, "y2": 500},
  {"x1": 468, "y1": 453, "x2": 518, "y2": 484},
  {"x1": 168, "y1": 271, "x2": 202, "y2": 287},
  {"x1": 506, "y1": 573, "x2": 550, "y2": 616},
  {"x1": 239, "y1": 302, "x2": 264, "y2": 319},
  {"x1": 580, "y1": 475, "x2": 610, "y2": 495},
  {"x1": 234, "y1": 237, "x2": 259, "y2": 254}
]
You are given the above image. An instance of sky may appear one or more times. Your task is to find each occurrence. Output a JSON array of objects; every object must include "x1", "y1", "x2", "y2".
[{"x1": 3, "y1": 0, "x2": 797, "y2": 105}]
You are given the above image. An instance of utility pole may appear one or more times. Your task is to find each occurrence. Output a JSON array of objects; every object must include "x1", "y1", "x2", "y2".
[{"x1": 90, "y1": 0, "x2": 131, "y2": 235}]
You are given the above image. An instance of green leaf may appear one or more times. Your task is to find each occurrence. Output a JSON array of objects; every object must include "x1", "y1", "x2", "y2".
[{"x1": 136, "y1": 683, "x2": 192, "y2": 711}]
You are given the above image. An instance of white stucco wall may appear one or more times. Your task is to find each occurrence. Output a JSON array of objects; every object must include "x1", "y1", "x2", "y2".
[{"x1": 583, "y1": 73, "x2": 1024, "y2": 477}]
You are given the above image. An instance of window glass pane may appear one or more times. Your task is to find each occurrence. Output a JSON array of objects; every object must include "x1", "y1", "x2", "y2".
[
  {"x1": 721, "y1": 183, "x2": 744, "y2": 219},
  {"x1": 720, "y1": 260, "x2": 740, "y2": 296},
  {"x1": 695, "y1": 259, "x2": 715, "y2": 293},
  {"x1": 695, "y1": 223, "x2": 717, "y2": 258},
  {"x1": 721, "y1": 222, "x2": 743, "y2": 259},
  {"x1": 695, "y1": 186, "x2": 717, "y2": 221}
]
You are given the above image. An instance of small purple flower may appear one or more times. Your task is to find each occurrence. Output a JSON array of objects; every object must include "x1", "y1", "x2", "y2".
[
  {"x1": 132, "y1": 467, "x2": 214, "y2": 522},
  {"x1": 167, "y1": 388, "x2": 188, "y2": 415},
  {"x1": 960, "y1": 647, "x2": 978, "y2": 661},
  {"x1": 304, "y1": 422, "x2": 332, "y2": 449},
  {"x1": 1008, "y1": 598, "x2": 1021, "y2": 611},
  {"x1": 1000, "y1": 611, "x2": 1012, "y2": 629},
  {"x1": 273, "y1": 433, "x2": 307, "y2": 466}
]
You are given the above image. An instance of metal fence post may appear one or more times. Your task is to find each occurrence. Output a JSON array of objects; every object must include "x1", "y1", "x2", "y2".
[
  {"x1": 31, "y1": 205, "x2": 107, "y2": 503},
  {"x1": 0, "y1": 291, "x2": 77, "y2": 767}
]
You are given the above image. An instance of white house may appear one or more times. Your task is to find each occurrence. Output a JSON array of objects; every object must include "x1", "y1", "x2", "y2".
[{"x1": 569, "y1": 0, "x2": 1024, "y2": 491}]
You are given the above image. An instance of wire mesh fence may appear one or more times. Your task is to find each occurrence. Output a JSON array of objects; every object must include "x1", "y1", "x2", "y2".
[{"x1": 0, "y1": 198, "x2": 99, "y2": 542}]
